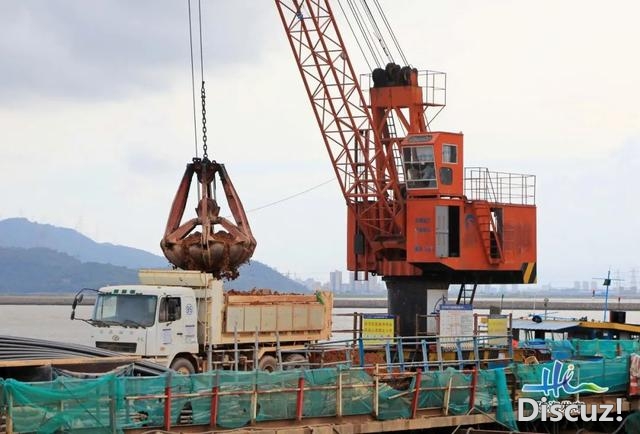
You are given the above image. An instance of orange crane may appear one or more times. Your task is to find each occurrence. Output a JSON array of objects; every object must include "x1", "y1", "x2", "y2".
[{"x1": 275, "y1": 0, "x2": 537, "y2": 335}]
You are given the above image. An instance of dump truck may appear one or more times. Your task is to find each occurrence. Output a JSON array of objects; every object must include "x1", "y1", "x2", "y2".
[{"x1": 72, "y1": 269, "x2": 333, "y2": 374}]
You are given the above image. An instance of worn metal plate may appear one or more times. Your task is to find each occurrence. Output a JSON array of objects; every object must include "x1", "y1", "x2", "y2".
[
  {"x1": 243, "y1": 306, "x2": 261, "y2": 333},
  {"x1": 260, "y1": 306, "x2": 277, "y2": 332},
  {"x1": 277, "y1": 305, "x2": 293, "y2": 331},
  {"x1": 226, "y1": 306, "x2": 245, "y2": 333},
  {"x1": 308, "y1": 305, "x2": 324, "y2": 330},
  {"x1": 293, "y1": 305, "x2": 308, "y2": 330}
]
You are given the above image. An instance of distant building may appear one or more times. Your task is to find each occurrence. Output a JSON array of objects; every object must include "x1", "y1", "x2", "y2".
[
  {"x1": 348, "y1": 271, "x2": 355, "y2": 292},
  {"x1": 329, "y1": 270, "x2": 342, "y2": 293}
]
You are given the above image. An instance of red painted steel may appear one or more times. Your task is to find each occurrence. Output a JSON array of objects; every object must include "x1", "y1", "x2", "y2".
[
  {"x1": 411, "y1": 369, "x2": 423, "y2": 418},
  {"x1": 164, "y1": 385, "x2": 172, "y2": 431},
  {"x1": 469, "y1": 368, "x2": 478, "y2": 412},
  {"x1": 210, "y1": 385, "x2": 219, "y2": 427},
  {"x1": 296, "y1": 376, "x2": 305, "y2": 421},
  {"x1": 274, "y1": 0, "x2": 404, "y2": 248}
]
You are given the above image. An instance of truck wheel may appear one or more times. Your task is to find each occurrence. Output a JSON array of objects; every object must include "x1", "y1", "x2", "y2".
[
  {"x1": 258, "y1": 355, "x2": 278, "y2": 372},
  {"x1": 284, "y1": 353, "x2": 307, "y2": 370},
  {"x1": 170, "y1": 357, "x2": 196, "y2": 375}
]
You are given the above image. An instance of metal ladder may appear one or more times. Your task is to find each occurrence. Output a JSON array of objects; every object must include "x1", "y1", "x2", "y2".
[{"x1": 456, "y1": 283, "x2": 477, "y2": 305}]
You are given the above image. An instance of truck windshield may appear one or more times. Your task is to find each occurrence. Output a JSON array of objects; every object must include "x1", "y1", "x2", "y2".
[{"x1": 93, "y1": 294, "x2": 157, "y2": 327}]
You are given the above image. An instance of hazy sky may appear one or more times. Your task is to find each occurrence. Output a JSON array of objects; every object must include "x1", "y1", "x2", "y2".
[{"x1": 1, "y1": 1, "x2": 638, "y2": 288}]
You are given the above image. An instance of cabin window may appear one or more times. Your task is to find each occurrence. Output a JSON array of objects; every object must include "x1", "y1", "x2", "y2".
[
  {"x1": 440, "y1": 167, "x2": 453, "y2": 185},
  {"x1": 159, "y1": 297, "x2": 182, "y2": 322},
  {"x1": 443, "y1": 144, "x2": 457, "y2": 163},
  {"x1": 403, "y1": 145, "x2": 437, "y2": 189}
]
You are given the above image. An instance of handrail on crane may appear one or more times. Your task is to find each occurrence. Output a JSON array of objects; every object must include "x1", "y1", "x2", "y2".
[{"x1": 464, "y1": 167, "x2": 536, "y2": 206}]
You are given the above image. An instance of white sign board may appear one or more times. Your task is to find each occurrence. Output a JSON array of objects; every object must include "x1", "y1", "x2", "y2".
[{"x1": 438, "y1": 304, "x2": 474, "y2": 345}]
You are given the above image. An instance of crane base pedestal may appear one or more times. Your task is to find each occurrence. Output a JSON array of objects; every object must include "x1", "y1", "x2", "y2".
[{"x1": 386, "y1": 279, "x2": 449, "y2": 337}]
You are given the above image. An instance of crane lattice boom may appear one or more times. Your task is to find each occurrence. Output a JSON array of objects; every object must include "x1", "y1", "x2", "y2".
[{"x1": 276, "y1": 0, "x2": 403, "y2": 246}]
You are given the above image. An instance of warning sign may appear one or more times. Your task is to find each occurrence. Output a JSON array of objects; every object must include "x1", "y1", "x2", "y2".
[
  {"x1": 487, "y1": 315, "x2": 509, "y2": 346},
  {"x1": 362, "y1": 314, "x2": 395, "y2": 344}
]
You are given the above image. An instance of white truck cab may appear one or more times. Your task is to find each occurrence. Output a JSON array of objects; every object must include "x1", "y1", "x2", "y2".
[
  {"x1": 90, "y1": 284, "x2": 199, "y2": 373},
  {"x1": 74, "y1": 269, "x2": 333, "y2": 374}
]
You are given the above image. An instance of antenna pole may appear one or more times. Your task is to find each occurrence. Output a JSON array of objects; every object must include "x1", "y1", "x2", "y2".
[{"x1": 603, "y1": 269, "x2": 611, "y2": 322}]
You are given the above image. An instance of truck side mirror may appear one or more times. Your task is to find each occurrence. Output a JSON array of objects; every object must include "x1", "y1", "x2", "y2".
[{"x1": 70, "y1": 287, "x2": 97, "y2": 322}]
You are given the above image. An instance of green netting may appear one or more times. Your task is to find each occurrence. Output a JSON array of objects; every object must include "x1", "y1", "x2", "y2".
[
  {"x1": 3, "y1": 374, "x2": 120, "y2": 434},
  {"x1": 513, "y1": 356, "x2": 629, "y2": 401},
  {"x1": 407, "y1": 367, "x2": 517, "y2": 430},
  {"x1": 624, "y1": 411, "x2": 640, "y2": 434},
  {"x1": 618, "y1": 340, "x2": 640, "y2": 355},
  {"x1": 301, "y1": 368, "x2": 339, "y2": 417},
  {"x1": 118, "y1": 375, "x2": 166, "y2": 429},
  {"x1": 533, "y1": 339, "x2": 640, "y2": 360},
  {"x1": 572, "y1": 339, "x2": 640, "y2": 359},
  {"x1": 413, "y1": 368, "x2": 470, "y2": 413},
  {"x1": 545, "y1": 339, "x2": 575, "y2": 360},
  {"x1": 210, "y1": 371, "x2": 254, "y2": 428},
  {"x1": 302, "y1": 367, "x2": 374, "y2": 418},
  {"x1": 494, "y1": 368, "x2": 519, "y2": 431},
  {"x1": 256, "y1": 370, "x2": 299, "y2": 422},
  {"x1": 0, "y1": 365, "x2": 537, "y2": 433},
  {"x1": 4, "y1": 341, "x2": 637, "y2": 432},
  {"x1": 376, "y1": 373, "x2": 411, "y2": 421}
]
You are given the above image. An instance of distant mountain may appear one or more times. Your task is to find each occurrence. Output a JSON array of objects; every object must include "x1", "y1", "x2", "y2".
[
  {"x1": 0, "y1": 218, "x2": 307, "y2": 294},
  {"x1": 229, "y1": 261, "x2": 306, "y2": 293},
  {"x1": 0, "y1": 218, "x2": 168, "y2": 268},
  {"x1": 0, "y1": 246, "x2": 138, "y2": 293}
]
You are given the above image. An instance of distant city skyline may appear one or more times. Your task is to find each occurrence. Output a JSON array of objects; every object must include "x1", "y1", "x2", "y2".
[{"x1": 287, "y1": 267, "x2": 640, "y2": 296}]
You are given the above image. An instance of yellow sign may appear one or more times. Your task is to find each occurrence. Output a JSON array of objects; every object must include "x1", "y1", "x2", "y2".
[
  {"x1": 362, "y1": 314, "x2": 395, "y2": 344},
  {"x1": 487, "y1": 316, "x2": 509, "y2": 346}
]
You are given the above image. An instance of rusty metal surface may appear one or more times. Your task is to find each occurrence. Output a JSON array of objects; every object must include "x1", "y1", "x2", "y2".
[{"x1": 161, "y1": 158, "x2": 256, "y2": 279}]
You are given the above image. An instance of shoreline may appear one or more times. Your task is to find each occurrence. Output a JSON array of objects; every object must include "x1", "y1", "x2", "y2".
[{"x1": 1, "y1": 295, "x2": 638, "y2": 311}]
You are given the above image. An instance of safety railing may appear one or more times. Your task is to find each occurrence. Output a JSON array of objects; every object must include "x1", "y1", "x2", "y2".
[
  {"x1": 304, "y1": 333, "x2": 514, "y2": 373},
  {"x1": 0, "y1": 363, "x2": 518, "y2": 433},
  {"x1": 464, "y1": 167, "x2": 536, "y2": 205},
  {"x1": 2, "y1": 339, "x2": 634, "y2": 433},
  {"x1": 359, "y1": 69, "x2": 447, "y2": 127}
]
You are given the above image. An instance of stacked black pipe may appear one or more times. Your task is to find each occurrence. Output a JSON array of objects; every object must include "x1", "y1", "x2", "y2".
[{"x1": 0, "y1": 335, "x2": 167, "y2": 377}]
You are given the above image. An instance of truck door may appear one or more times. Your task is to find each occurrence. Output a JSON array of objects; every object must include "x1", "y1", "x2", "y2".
[{"x1": 156, "y1": 295, "x2": 198, "y2": 357}]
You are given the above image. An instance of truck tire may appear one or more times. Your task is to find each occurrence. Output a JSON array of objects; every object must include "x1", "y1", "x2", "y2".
[
  {"x1": 284, "y1": 353, "x2": 307, "y2": 370},
  {"x1": 258, "y1": 355, "x2": 278, "y2": 372},
  {"x1": 170, "y1": 357, "x2": 196, "y2": 375}
]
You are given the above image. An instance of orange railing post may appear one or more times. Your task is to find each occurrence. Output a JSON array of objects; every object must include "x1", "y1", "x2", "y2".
[
  {"x1": 164, "y1": 384, "x2": 172, "y2": 431},
  {"x1": 469, "y1": 368, "x2": 478, "y2": 412},
  {"x1": 296, "y1": 376, "x2": 305, "y2": 421},
  {"x1": 210, "y1": 384, "x2": 219, "y2": 427},
  {"x1": 411, "y1": 369, "x2": 423, "y2": 418}
]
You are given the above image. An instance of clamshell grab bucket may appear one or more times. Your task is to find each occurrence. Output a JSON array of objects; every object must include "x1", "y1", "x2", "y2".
[{"x1": 161, "y1": 158, "x2": 256, "y2": 279}]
